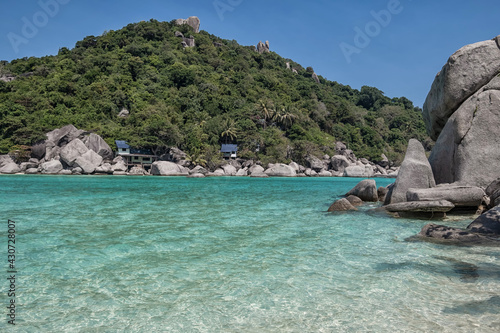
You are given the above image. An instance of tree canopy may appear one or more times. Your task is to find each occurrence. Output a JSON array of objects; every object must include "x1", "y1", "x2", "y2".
[{"x1": 0, "y1": 19, "x2": 429, "y2": 165}]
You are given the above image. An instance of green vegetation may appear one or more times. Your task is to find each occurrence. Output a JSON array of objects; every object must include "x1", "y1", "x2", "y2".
[{"x1": 0, "y1": 19, "x2": 429, "y2": 165}]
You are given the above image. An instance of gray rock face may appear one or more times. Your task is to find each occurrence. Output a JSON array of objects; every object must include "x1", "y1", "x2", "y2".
[
  {"x1": 312, "y1": 72, "x2": 320, "y2": 84},
  {"x1": 0, "y1": 162, "x2": 21, "y2": 174},
  {"x1": 95, "y1": 163, "x2": 113, "y2": 174},
  {"x1": 112, "y1": 161, "x2": 127, "y2": 172},
  {"x1": 346, "y1": 195, "x2": 363, "y2": 207},
  {"x1": 264, "y1": 163, "x2": 296, "y2": 177},
  {"x1": 222, "y1": 164, "x2": 237, "y2": 176},
  {"x1": 330, "y1": 155, "x2": 350, "y2": 173},
  {"x1": 343, "y1": 165, "x2": 373, "y2": 178},
  {"x1": 249, "y1": 164, "x2": 265, "y2": 175},
  {"x1": 423, "y1": 36, "x2": 500, "y2": 140},
  {"x1": 428, "y1": 76, "x2": 500, "y2": 187},
  {"x1": 151, "y1": 161, "x2": 189, "y2": 176},
  {"x1": 328, "y1": 198, "x2": 357, "y2": 212},
  {"x1": 385, "y1": 139, "x2": 435, "y2": 205},
  {"x1": 306, "y1": 155, "x2": 327, "y2": 172},
  {"x1": 257, "y1": 40, "x2": 270, "y2": 54},
  {"x1": 467, "y1": 206, "x2": 500, "y2": 235},
  {"x1": 74, "y1": 150, "x2": 103, "y2": 174},
  {"x1": 40, "y1": 160, "x2": 63, "y2": 174},
  {"x1": 117, "y1": 108, "x2": 130, "y2": 118},
  {"x1": 60, "y1": 139, "x2": 89, "y2": 166},
  {"x1": 83, "y1": 133, "x2": 113, "y2": 160},
  {"x1": 235, "y1": 168, "x2": 248, "y2": 176},
  {"x1": 377, "y1": 186, "x2": 389, "y2": 202},
  {"x1": 346, "y1": 179, "x2": 378, "y2": 202},
  {"x1": 25, "y1": 168, "x2": 39, "y2": 174},
  {"x1": 182, "y1": 36, "x2": 196, "y2": 48},
  {"x1": 129, "y1": 166, "x2": 147, "y2": 175},
  {"x1": 384, "y1": 200, "x2": 455, "y2": 213},
  {"x1": 175, "y1": 16, "x2": 200, "y2": 33},
  {"x1": 46, "y1": 124, "x2": 84, "y2": 146},
  {"x1": 406, "y1": 185, "x2": 485, "y2": 207}
]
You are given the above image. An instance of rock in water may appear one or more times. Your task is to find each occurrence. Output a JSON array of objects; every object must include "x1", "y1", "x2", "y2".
[
  {"x1": 423, "y1": 36, "x2": 500, "y2": 140},
  {"x1": 384, "y1": 139, "x2": 435, "y2": 205},
  {"x1": 346, "y1": 179, "x2": 378, "y2": 202},
  {"x1": 466, "y1": 206, "x2": 500, "y2": 235},
  {"x1": 328, "y1": 198, "x2": 357, "y2": 212},
  {"x1": 428, "y1": 76, "x2": 500, "y2": 187}
]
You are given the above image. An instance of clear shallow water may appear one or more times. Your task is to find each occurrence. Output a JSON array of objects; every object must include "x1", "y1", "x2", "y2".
[{"x1": 1, "y1": 175, "x2": 500, "y2": 332}]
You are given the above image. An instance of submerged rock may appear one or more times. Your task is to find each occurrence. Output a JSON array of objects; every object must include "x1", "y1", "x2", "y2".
[{"x1": 328, "y1": 198, "x2": 357, "y2": 212}]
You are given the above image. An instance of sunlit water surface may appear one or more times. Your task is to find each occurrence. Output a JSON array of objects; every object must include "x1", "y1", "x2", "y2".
[{"x1": 1, "y1": 175, "x2": 499, "y2": 332}]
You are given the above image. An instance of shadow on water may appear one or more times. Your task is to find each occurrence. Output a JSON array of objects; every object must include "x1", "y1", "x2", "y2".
[
  {"x1": 442, "y1": 296, "x2": 500, "y2": 315},
  {"x1": 374, "y1": 256, "x2": 500, "y2": 283}
]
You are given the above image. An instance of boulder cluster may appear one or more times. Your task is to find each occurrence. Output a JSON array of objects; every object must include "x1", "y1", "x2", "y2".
[
  {"x1": 0, "y1": 124, "x2": 399, "y2": 178},
  {"x1": 336, "y1": 35, "x2": 500, "y2": 245}
]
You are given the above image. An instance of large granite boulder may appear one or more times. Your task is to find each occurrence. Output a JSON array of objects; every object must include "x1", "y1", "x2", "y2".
[
  {"x1": 384, "y1": 139, "x2": 435, "y2": 205},
  {"x1": 45, "y1": 124, "x2": 84, "y2": 146},
  {"x1": 60, "y1": 139, "x2": 89, "y2": 166},
  {"x1": 175, "y1": 16, "x2": 200, "y2": 33},
  {"x1": 306, "y1": 155, "x2": 327, "y2": 172},
  {"x1": 423, "y1": 36, "x2": 500, "y2": 140},
  {"x1": 429, "y1": 75, "x2": 500, "y2": 187},
  {"x1": 264, "y1": 163, "x2": 296, "y2": 177},
  {"x1": 406, "y1": 185, "x2": 485, "y2": 208},
  {"x1": 151, "y1": 161, "x2": 189, "y2": 176},
  {"x1": 83, "y1": 133, "x2": 113, "y2": 160},
  {"x1": 74, "y1": 150, "x2": 103, "y2": 174},
  {"x1": 330, "y1": 155, "x2": 350, "y2": 173},
  {"x1": 222, "y1": 164, "x2": 237, "y2": 176},
  {"x1": 343, "y1": 165, "x2": 373, "y2": 178},
  {"x1": 346, "y1": 179, "x2": 378, "y2": 202},
  {"x1": 0, "y1": 162, "x2": 21, "y2": 174},
  {"x1": 257, "y1": 40, "x2": 270, "y2": 54},
  {"x1": 40, "y1": 160, "x2": 63, "y2": 174},
  {"x1": 466, "y1": 205, "x2": 500, "y2": 235}
]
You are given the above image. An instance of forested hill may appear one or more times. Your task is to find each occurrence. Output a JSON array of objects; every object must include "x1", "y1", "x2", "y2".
[{"x1": 0, "y1": 18, "x2": 429, "y2": 165}]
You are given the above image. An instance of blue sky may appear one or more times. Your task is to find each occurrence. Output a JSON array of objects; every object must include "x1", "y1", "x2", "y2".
[{"x1": 0, "y1": 0, "x2": 498, "y2": 107}]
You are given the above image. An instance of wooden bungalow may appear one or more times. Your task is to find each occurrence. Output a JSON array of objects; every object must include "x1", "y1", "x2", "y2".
[{"x1": 115, "y1": 140, "x2": 157, "y2": 170}]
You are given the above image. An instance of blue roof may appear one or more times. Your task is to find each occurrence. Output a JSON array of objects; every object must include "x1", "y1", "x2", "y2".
[
  {"x1": 115, "y1": 140, "x2": 130, "y2": 149},
  {"x1": 221, "y1": 144, "x2": 238, "y2": 152}
]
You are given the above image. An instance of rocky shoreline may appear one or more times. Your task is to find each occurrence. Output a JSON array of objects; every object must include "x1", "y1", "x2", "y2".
[
  {"x1": 328, "y1": 35, "x2": 500, "y2": 246},
  {"x1": 0, "y1": 124, "x2": 400, "y2": 179}
]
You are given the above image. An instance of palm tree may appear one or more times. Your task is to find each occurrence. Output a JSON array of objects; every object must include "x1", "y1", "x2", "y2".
[{"x1": 221, "y1": 119, "x2": 238, "y2": 144}]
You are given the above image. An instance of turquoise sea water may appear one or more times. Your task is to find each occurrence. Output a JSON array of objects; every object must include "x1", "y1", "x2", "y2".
[{"x1": 1, "y1": 175, "x2": 500, "y2": 332}]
